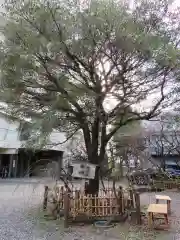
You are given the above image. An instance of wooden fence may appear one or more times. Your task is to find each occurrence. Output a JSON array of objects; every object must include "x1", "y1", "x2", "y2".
[
  {"x1": 43, "y1": 185, "x2": 141, "y2": 225},
  {"x1": 69, "y1": 188, "x2": 125, "y2": 219},
  {"x1": 151, "y1": 180, "x2": 180, "y2": 190}
]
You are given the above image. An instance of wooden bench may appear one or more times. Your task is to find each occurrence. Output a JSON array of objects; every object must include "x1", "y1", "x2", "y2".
[
  {"x1": 155, "y1": 195, "x2": 171, "y2": 213},
  {"x1": 147, "y1": 204, "x2": 168, "y2": 229}
]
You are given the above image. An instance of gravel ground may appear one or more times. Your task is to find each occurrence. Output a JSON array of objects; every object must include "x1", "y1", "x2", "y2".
[
  {"x1": 0, "y1": 180, "x2": 44, "y2": 240},
  {"x1": 0, "y1": 179, "x2": 126, "y2": 240},
  {"x1": 1, "y1": 179, "x2": 180, "y2": 240}
]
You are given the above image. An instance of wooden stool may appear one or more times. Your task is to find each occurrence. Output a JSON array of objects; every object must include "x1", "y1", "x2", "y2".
[
  {"x1": 155, "y1": 195, "x2": 171, "y2": 213},
  {"x1": 147, "y1": 204, "x2": 168, "y2": 229}
]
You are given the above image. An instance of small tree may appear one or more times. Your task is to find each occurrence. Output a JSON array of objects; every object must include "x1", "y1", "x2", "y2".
[
  {"x1": 0, "y1": 0, "x2": 179, "y2": 194},
  {"x1": 113, "y1": 120, "x2": 147, "y2": 171}
]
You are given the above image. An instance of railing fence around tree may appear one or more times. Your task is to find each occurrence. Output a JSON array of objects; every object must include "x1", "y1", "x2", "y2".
[{"x1": 43, "y1": 185, "x2": 141, "y2": 227}]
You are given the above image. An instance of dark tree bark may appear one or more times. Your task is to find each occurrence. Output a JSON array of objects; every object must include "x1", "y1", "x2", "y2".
[{"x1": 86, "y1": 166, "x2": 100, "y2": 195}]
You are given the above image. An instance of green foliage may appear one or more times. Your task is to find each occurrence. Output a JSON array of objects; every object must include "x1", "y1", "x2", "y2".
[{"x1": 0, "y1": 0, "x2": 179, "y2": 156}]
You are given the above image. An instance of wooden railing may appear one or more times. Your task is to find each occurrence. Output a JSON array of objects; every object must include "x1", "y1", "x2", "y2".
[{"x1": 43, "y1": 185, "x2": 141, "y2": 226}]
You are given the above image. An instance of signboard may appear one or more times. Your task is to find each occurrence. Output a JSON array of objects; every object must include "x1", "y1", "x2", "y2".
[{"x1": 70, "y1": 162, "x2": 96, "y2": 179}]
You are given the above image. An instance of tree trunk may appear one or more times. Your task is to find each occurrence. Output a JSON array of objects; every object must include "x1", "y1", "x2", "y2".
[
  {"x1": 86, "y1": 165, "x2": 100, "y2": 195},
  {"x1": 162, "y1": 160, "x2": 166, "y2": 171},
  {"x1": 161, "y1": 156, "x2": 166, "y2": 171},
  {"x1": 85, "y1": 136, "x2": 106, "y2": 195}
]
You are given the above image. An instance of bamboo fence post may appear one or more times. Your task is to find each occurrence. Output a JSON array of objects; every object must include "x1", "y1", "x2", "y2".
[
  {"x1": 60, "y1": 186, "x2": 64, "y2": 209},
  {"x1": 134, "y1": 191, "x2": 141, "y2": 224},
  {"x1": 129, "y1": 188, "x2": 134, "y2": 208},
  {"x1": 64, "y1": 191, "x2": 70, "y2": 228},
  {"x1": 117, "y1": 186, "x2": 123, "y2": 214},
  {"x1": 74, "y1": 190, "x2": 79, "y2": 217},
  {"x1": 43, "y1": 185, "x2": 49, "y2": 211}
]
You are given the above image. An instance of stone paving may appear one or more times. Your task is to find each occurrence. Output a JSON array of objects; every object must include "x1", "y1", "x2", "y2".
[{"x1": 0, "y1": 179, "x2": 180, "y2": 239}]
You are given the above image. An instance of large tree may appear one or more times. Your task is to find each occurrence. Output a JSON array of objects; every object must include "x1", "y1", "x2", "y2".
[{"x1": 0, "y1": 0, "x2": 179, "y2": 194}]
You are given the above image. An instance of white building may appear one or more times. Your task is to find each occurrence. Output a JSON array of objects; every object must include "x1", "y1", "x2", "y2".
[{"x1": 0, "y1": 113, "x2": 69, "y2": 178}]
